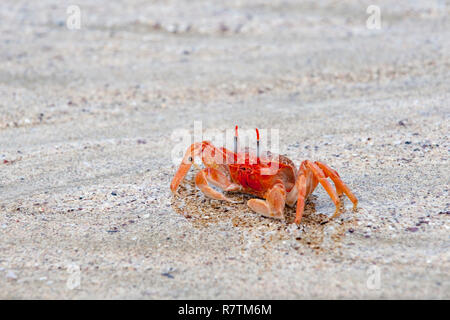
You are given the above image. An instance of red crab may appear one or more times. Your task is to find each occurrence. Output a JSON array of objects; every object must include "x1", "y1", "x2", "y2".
[{"x1": 170, "y1": 127, "x2": 358, "y2": 224}]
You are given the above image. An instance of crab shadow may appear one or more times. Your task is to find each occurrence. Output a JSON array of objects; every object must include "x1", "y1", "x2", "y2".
[{"x1": 170, "y1": 171, "x2": 357, "y2": 252}]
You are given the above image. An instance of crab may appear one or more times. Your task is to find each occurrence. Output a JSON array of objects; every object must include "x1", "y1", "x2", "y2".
[{"x1": 170, "y1": 127, "x2": 358, "y2": 225}]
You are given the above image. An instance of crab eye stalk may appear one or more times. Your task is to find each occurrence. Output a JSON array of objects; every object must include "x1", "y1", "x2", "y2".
[
  {"x1": 256, "y1": 128, "x2": 260, "y2": 163},
  {"x1": 234, "y1": 125, "x2": 238, "y2": 163}
]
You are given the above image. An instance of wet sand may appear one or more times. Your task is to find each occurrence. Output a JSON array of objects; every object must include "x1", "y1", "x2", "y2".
[{"x1": 0, "y1": 1, "x2": 449, "y2": 298}]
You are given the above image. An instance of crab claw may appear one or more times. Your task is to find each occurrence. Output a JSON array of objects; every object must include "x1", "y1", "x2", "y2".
[
  {"x1": 170, "y1": 162, "x2": 191, "y2": 195},
  {"x1": 170, "y1": 142, "x2": 203, "y2": 194}
]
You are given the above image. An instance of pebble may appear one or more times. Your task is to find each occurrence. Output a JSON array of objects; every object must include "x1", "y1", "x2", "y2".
[
  {"x1": 6, "y1": 271, "x2": 17, "y2": 280},
  {"x1": 161, "y1": 272, "x2": 174, "y2": 279}
]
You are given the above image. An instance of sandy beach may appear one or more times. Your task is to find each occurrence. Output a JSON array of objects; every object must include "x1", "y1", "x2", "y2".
[{"x1": 0, "y1": 1, "x2": 449, "y2": 299}]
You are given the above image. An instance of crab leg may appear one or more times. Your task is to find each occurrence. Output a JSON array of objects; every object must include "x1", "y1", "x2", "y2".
[
  {"x1": 285, "y1": 184, "x2": 298, "y2": 207},
  {"x1": 294, "y1": 174, "x2": 307, "y2": 225},
  {"x1": 247, "y1": 181, "x2": 286, "y2": 220},
  {"x1": 294, "y1": 160, "x2": 342, "y2": 224},
  {"x1": 315, "y1": 161, "x2": 358, "y2": 211},
  {"x1": 294, "y1": 163, "x2": 319, "y2": 224},
  {"x1": 305, "y1": 160, "x2": 342, "y2": 218}
]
